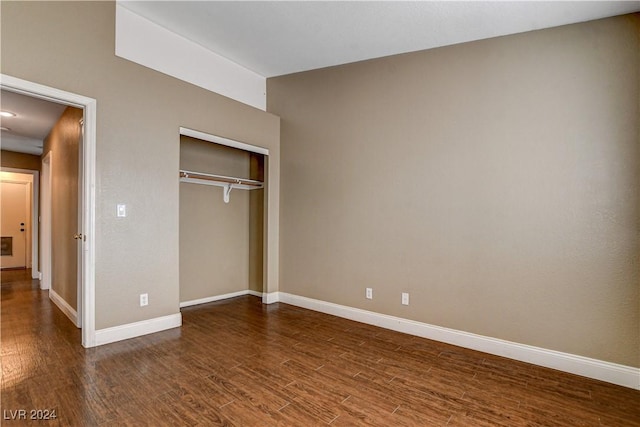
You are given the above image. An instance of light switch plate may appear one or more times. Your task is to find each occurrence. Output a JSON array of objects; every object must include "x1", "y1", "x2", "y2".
[{"x1": 117, "y1": 204, "x2": 127, "y2": 217}]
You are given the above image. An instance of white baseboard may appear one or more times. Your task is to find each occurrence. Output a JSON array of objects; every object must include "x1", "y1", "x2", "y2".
[
  {"x1": 32, "y1": 269, "x2": 40, "y2": 280},
  {"x1": 263, "y1": 291, "x2": 280, "y2": 304},
  {"x1": 94, "y1": 313, "x2": 182, "y2": 347},
  {"x1": 180, "y1": 289, "x2": 263, "y2": 308},
  {"x1": 49, "y1": 289, "x2": 79, "y2": 327},
  {"x1": 278, "y1": 293, "x2": 640, "y2": 390}
]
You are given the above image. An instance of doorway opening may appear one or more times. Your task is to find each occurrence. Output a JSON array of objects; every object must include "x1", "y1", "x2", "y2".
[
  {"x1": 1, "y1": 74, "x2": 97, "y2": 347},
  {"x1": 0, "y1": 170, "x2": 36, "y2": 272}
]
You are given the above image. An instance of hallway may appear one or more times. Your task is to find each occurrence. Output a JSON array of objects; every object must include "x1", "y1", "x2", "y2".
[
  {"x1": 1, "y1": 269, "x2": 85, "y2": 424},
  {"x1": 2, "y1": 269, "x2": 640, "y2": 426}
]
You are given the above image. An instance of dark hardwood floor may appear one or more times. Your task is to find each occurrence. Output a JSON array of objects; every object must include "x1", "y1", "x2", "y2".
[{"x1": 1, "y1": 269, "x2": 639, "y2": 426}]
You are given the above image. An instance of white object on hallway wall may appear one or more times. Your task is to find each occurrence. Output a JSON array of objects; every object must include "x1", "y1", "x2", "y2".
[{"x1": 115, "y1": 4, "x2": 266, "y2": 111}]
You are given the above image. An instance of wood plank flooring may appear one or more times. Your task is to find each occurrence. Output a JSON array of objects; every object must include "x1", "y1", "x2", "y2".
[{"x1": 2, "y1": 269, "x2": 639, "y2": 426}]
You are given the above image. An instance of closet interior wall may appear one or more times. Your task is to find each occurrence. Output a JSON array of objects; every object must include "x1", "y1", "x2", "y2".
[{"x1": 179, "y1": 135, "x2": 264, "y2": 304}]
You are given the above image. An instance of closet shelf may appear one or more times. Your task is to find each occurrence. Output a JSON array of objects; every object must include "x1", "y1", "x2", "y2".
[{"x1": 179, "y1": 169, "x2": 263, "y2": 203}]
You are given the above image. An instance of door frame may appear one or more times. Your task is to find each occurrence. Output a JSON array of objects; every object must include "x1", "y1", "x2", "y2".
[
  {"x1": 1, "y1": 74, "x2": 97, "y2": 348},
  {"x1": 0, "y1": 168, "x2": 39, "y2": 276},
  {"x1": 41, "y1": 154, "x2": 52, "y2": 290}
]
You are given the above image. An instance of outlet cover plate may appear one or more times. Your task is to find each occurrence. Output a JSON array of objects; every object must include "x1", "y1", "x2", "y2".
[{"x1": 401, "y1": 292, "x2": 409, "y2": 305}]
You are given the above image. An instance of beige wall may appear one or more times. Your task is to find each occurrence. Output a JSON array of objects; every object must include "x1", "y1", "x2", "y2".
[
  {"x1": 1, "y1": 150, "x2": 41, "y2": 171},
  {"x1": 43, "y1": 106, "x2": 82, "y2": 309},
  {"x1": 180, "y1": 136, "x2": 264, "y2": 301},
  {"x1": 1, "y1": 1, "x2": 279, "y2": 329},
  {"x1": 268, "y1": 15, "x2": 640, "y2": 367}
]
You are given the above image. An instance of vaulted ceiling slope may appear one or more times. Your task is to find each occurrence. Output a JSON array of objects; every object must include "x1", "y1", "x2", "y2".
[{"x1": 120, "y1": 1, "x2": 640, "y2": 77}]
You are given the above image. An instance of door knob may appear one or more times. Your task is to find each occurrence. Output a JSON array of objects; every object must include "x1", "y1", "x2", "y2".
[{"x1": 73, "y1": 233, "x2": 83, "y2": 240}]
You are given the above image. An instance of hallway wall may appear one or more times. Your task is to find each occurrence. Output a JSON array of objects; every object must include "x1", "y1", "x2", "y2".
[
  {"x1": 1, "y1": 150, "x2": 40, "y2": 171},
  {"x1": 42, "y1": 106, "x2": 82, "y2": 310}
]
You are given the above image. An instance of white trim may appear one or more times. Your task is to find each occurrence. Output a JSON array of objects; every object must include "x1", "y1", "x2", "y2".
[
  {"x1": 94, "y1": 313, "x2": 182, "y2": 347},
  {"x1": 180, "y1": 289, "x2": 262, "y2": 308},
  {"x1": 49, "y1": 288, "x2": 79, "y2": 327},
  {"x1": 40, "y1": 153, "x2": 52, "y2": 291},
  {"x1": 0, "y1": 167, "x2": 40, "y2": 278},
  {"x1": 278, "y1": 293, "x2": 640, "y2": 390},
  {"x1": 263, "y1": 291, "x2": 281, "y2": 305},
  {"x1": 81, "y1": 95, "x2": 97, "y2": 348},
  {"x1": 1, "y1": 73, "x2": 97, "y2": 349},
  {"x1": 115, "y1": 4, "x2": 266, "y2": 110},
  {"x1": 179, "y1": 127, "x2": 269, "y2": 156}
]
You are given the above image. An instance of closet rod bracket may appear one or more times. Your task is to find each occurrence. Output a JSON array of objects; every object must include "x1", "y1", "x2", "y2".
[{"x1": 223, "y1": 184, "x2": 233, "y2": 204}]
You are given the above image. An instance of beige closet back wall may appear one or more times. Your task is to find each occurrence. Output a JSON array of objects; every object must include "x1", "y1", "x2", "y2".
[{"x1": 179, "y1": 136, "x2": 263, "y2": 303}]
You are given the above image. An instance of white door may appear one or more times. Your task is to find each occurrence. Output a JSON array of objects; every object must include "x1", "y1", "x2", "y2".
[{"x1": 1, "y1": 181, "x2": 29, "y2": 269}]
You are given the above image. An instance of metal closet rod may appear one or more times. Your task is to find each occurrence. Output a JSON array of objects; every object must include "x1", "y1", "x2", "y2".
[
  {"x1": 179, "y1": 169, "x2": 263, "y2": 187},
  {"x1": 179, "y1": 169, "x2": 263, "y2": 204}
]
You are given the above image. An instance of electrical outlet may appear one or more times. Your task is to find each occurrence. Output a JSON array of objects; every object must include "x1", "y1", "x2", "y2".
[
  {"x1": 366, "y1": 288, "x2": 373, "y2": 300},
  {"x1": 401, "y1": 292, "x2": 409, "y2": 306},
  {"x1": 140, "y1": 293, "x2": 148, "y2": 307}
]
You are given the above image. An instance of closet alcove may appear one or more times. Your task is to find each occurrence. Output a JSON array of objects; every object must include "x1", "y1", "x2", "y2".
[{"x1": 179, "y1": 134, "x2": 265, "y2": 306}]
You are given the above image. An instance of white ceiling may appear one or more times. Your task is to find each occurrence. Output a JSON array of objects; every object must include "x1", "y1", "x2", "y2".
[
  {"x1": 121, "y1": 1, "x2": 640, "y2": 78},
  {"x1": 4, "y1": 2, "x2": 639, "y2": 156},
  {"x1": 0, "y1": 90, "x2": 67, "y2": 155}
]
